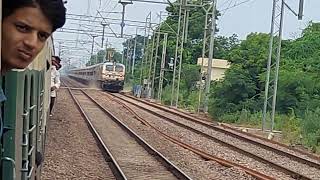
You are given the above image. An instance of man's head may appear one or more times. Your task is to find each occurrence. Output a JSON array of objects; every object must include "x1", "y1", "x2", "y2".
[
  {"x1": 52, "y1": 56, "x2": 62, "y2": 70},
  {"x1": 1, "y1": 0, "x2": 66, "y2": 73},
  {"x1": 52, "y1": 56, "x2": 61, "y2": 63}
]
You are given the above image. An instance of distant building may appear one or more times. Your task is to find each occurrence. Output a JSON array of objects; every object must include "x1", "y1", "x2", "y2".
[{"x1": 197, "y1": 58, "x2": 231, "y2": 81}]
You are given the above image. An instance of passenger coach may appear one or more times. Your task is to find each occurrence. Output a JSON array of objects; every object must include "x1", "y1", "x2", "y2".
[{"x1": 1, "y1": 38, "x2": 54, "y2": 180}]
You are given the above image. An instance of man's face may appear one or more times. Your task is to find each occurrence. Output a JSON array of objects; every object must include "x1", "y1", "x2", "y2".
[{"x1": 1, "y1": 6, "x2": 53, "y2": 71}]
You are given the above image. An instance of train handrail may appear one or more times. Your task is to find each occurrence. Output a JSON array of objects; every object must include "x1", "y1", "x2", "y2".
[{"x1": 1, "y1": 157, "x2": 16, "y2": 180}]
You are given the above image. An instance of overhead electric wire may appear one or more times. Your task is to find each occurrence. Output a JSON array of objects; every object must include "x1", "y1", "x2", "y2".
[
  {"x1": 67, "y1": 13, "x2": 154, "y2": 24},
  {"x1": 219, "y1": 0, "x2": 234, "y2": 8},
  {"x1": 220, "y1": 0, "x2": 235, "y2": 17},
  {"x1": 220, "y1": 0, "x2": 256, "y2": 13},
  {"x1": 56, "y1": 29, "x2": 133, "y2": 38},
  {"x1": 67, "y1": 18, "x2": 148, "y2": 29}
]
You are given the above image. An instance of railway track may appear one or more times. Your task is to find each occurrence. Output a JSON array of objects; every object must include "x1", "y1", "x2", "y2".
[
  {"x1": 121, "y1": 92, "x2": 320, "y2": 162},
  {"x1": 100, "y1": 92, "x2": 320, "y2": 180},
  {"x1": 83, "y1": 90, "x2": 279, "y2": 180},
  {"x1": 60, "y1": 78, "x2": 319, "y2": 179},
  {"x1": 68, "y1": 88, "x2": 192, "y2": 180},
  {"x1": 61, "y1": 77, "x2": 87, "y2": 88}
]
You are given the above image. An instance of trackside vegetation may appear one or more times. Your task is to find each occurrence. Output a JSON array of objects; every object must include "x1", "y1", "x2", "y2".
[{"x1": 95, "y1": 2, "x2": 320, "y2": 153}]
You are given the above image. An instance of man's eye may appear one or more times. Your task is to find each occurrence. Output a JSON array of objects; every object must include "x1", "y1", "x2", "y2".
[
  {"x1": 16, "y1": 24, "x2": 29, "y2": 32},
  {"x1": 38, "y1": 33, "x2": 49, "y2": 42}
]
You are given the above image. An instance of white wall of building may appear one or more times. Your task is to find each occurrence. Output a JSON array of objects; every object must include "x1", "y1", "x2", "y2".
[{"x1": 197, "y1": 58, "x2": 231, "y2": 81}]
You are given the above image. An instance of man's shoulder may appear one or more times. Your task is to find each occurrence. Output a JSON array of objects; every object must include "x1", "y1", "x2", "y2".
[{"x1": 51, "y1": 68, "x2": 59, "y2": 75}]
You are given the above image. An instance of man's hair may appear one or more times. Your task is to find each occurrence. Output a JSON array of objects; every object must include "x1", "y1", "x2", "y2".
[
  {"x1": 52, "y1": 56, "x2": 62, "y2": 70},
  {"x1": 3, "y1": 0, "x2": 66, "y2": 32},
  {"x1": 52, "y1": 55, "x2": 61, "y2": 62}
]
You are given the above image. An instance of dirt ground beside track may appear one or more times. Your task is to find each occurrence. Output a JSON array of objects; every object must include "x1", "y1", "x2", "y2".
[{"x1": 41, "y1": 89, "x2": 115, "y2": 180}]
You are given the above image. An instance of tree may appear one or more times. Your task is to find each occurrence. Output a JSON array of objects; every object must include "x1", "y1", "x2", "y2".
[
  {"x1": 208, "y1": 22, "x2": 320, "y2": 119},
  {"x1": 86, "y1": 49, "x2": 123, "y2": 66},
  {"x1": 122, "y1": 35, "x2": 145, "y2": 64}
]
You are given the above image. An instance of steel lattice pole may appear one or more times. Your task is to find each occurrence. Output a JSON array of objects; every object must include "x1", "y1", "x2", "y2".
[
  {"x1": 271, "y1": 0, "x2": 285, "y2": 131},
  {"x1": 132, "y1": 27, "x2": 138, "y2": 75},
  {"x1": 262, "y1": 0, "x2": 285, "y2": 132},
  {"x1": 147, "y1": 32, "x2": 156, "y2": 96},
  {"x1": 175, "y1": 0, "x2": 188, "y2": 107},
  {"x1": 151, "y1": 31, "x2": 161, "y2": 98},
  {"x1": 204, "y1": 0, "x2": 217, "y2": 113},
  {"x1": 197, "y1": 6, "x2": 211, "y2": 112},
  {"x1": 140, "y1": 12, "x2": 151, "y2": 85},
  {"x1": 158, "y1": 33, "x2": 168, "y2": 100},
  {"x1": 170, "y1": 4, "x2": 182, "y2": 106}
]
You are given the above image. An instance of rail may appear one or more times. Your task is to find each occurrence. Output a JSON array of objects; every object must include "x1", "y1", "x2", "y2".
[
  {"x1": 69, "y1": 88, "x2": 192, "y2": 180},
  {"x1": 108, "y1": 92, "x2": 317, "y2": 179}
]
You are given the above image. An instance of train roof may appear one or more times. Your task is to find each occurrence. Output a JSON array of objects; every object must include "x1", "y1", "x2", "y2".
[{"x1": 69, "y1": 62, "x2": 125, "y2": 71}]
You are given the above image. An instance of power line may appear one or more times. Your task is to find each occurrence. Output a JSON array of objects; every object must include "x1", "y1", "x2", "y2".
[
  {"x1": 101, "y1": 1, "x2": 120, "y2": 17},
  {"x1": 220, "y1": 0, "x2": 256, "y2": 12},
  {"x1": 220, "y1": 0, "x2": 235, "y2": 17},
  {"x1": 56, "y1": 29, "x2": 133, "y2": 38},
  {"x1": 67, "y1": 13, "x2": 155, "y2": 24},
  {"x1": 66, "y1": 17, "x2": 151, "y2": 28},
  {"x1": 219, "y1": 0, "x2": 234, "y2": 9},
  {"x1": 130, "y1": 0, "x2": 172, "y2": 5}
]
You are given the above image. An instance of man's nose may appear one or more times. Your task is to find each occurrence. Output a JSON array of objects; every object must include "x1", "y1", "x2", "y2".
[{"x1": 23, "y1": 32, "x2": 38, "y2": 50}]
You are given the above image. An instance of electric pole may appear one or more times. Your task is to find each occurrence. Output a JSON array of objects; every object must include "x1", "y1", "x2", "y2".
[
  {"x1": 150, "y1": 12, "x2": 163, "y2": 98},
  {"x1": 140, "y1": 12, "x2": 152, "y2": 85},
  {"x1": 132, "y1": 27, "x2": 138, "y2": 75},
  {"x1": 171, "y1": 0, "x2": 188, "y2": 107},
  {"x1": 197, "y1": 5, "x2": 212, "y2": 112},
  {"x1": 121, "y1": 44, "x2": 125, "y2": 64},
  {"x1": 101, "y1": 22, "x2": 108, "y2": 48},
  {"x1": 126, "y1": 39, "x2": 132, "y2": 73},
  {"x1": 262, "y1": 0, "x2": 304, "y2": 132},
  {"x1": 119, "y1": 0, "x2": 133, "y2": 38},
  {"x1": 90, "y1": 35, "x2": 98, "y2": 65},
  {"x1": 147, "y1": 31, "x2": 156, "y2": 98},
  {"x1": 204, "y1": 0, "x2": 217, "y2": 113},
  {"x1": 158, "y1": 33, "x2": 168, "y2": 100},
  {"x1": 151, "y1": 31, "x2": 161, "y2": 98}
]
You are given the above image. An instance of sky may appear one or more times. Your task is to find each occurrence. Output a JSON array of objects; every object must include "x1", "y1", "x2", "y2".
[{"x1": 55, "y1": 0, "x2": 320, "y2": 67}]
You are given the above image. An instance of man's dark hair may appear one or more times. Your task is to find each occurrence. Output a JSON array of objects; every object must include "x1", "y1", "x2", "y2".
[
  {"x1": 3, "y1": 0, "x2": 66, "y2": 32},
  {"x1": 52, "y1": 56, "x2": 61, "y2": 62}
]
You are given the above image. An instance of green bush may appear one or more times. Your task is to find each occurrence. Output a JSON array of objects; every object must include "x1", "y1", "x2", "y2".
[
  {"x1": 219, "y1": 112, "x2": 240, "y2": 123},
  {"x1": 281, "y1": 110, "x2": 302, "y2": 145},
  {"x1": 301, "y1": 109, "x2": 320, "y2": 152},
  {"x1": 161, "y1": 85, "x2": 173, "y2": 105}
]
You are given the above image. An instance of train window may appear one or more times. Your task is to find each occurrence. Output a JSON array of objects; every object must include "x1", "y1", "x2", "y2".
[
  {"x1": 115, "y1": 65, "x2": 123, "y2": 72},
  {"x1": 106, "y1": 65, "x2": 113, "y2": 71}
]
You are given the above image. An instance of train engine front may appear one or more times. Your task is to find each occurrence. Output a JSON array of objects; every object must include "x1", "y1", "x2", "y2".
[{"x1": 100, "y1": 62, "x2": 125, "y2": 92}]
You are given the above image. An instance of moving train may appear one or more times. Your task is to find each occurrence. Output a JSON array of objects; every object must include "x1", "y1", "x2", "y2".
[
  {"x1": 68, "y1": 62, "x2": 126, "y2": 92},
  {"x1": 0, "y1": 38, "x2": 54, "y2": 179}
]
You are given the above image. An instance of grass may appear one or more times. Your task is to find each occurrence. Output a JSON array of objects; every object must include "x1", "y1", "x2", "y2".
[{"x1": 218, "y1": 109, "x2": 320, "y2": 154}]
